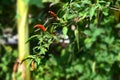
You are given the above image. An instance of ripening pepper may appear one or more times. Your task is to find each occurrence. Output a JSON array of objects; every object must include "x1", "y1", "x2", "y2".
[
  {"x1": 48, "y1": 11, "x2": 58, "y2": 20},
  {"x1": 31, "y1": 60, "x2": 36, "y2": 71},
  {"x1": 34, "y1": 24, "x2": 46, "y2": 31}
]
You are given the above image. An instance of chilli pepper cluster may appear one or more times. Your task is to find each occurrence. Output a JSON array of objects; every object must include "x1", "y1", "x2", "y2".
[{"x1": 34, "y1": 11, "x2": 58, "y2": 32}]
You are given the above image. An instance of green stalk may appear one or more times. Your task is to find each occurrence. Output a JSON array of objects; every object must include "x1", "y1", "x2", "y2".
[{"x1": 17, "y1": 0, "x2": 30, "y2": 80}]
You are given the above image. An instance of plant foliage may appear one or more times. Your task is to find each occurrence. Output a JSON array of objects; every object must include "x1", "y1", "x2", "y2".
[{"x1": 27, "y1": 0, "x2": 120, "y2": 80}]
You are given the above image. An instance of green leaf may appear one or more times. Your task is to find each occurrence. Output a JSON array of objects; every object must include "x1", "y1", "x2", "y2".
[
  {"x1": 84, "y1": 30, "x2": 91, "y2": 36},
  {"x1": 92, "y1": 62, "x2": 96, "y2": 73},
  {"x1": 93, "y1": 28, "x2": 104, "y2": 37},
  {"x1": 89, "y1": 5, "x2": 96, "y2": 20},
  {"x1": 84, "y1": 38, "x2": 94, "y2": 48},
  {"x1": 74, "y1": 3, "x2": 81, "y2": 8},
  {"x1": 102, "y1": 8, "x2": 109, "y2": 16},
  {"x1": 74, "y1": 64, "x2": 83, "y2": 73},
  {"x1": 115, "y1": 23, "x2": 120, "y2": 28},
  {"x1": 74, "y1": 29, "x2": 80, "y2": 49},
  {"x1": 62, "y1": 27, "x2": 68, "y2": 36},
  {"x1": 26, "y1": 35, "x2": 39, "y2": 43},
  {"x1": 116, "y1": 52, "x2": 120, "y2": 61},
  {"x1": 39, "y1": 47, "x2": 47, "y2": 55},
  {"x1": 90, "y1": 7, "x2": 95, "y2": 20},
  {"x1": 104, "y1": 37, "x2": 115, "y2": 45}
]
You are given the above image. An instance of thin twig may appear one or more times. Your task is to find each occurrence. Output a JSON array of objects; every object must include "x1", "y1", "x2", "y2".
[{"x1": 107, "y1": 6, "x2": 120, "y2": 12}]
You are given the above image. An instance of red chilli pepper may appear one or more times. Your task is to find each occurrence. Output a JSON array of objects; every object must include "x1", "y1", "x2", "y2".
[
  {"x1": 34, "y1": 24, "x2": 46, "y2": 31},
  {"x1": 31, "y1": 60, "x2": 36, "y2": 71},
  {"x1": 13, "y1": 61, "x2": 19, "y2": 73},
  {"x1": 48, "y1": 11, "x2": 58, "y2": 19}
]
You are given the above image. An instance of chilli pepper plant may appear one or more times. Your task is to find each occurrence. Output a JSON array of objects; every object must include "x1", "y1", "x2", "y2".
[{"x1": 25, "y1": 0, "x2": 120, "y2": 80}]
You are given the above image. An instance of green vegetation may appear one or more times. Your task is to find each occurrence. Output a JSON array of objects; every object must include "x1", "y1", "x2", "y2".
[{"x1": 0, "y1": 0, "x2": 120, "y2": 80}]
